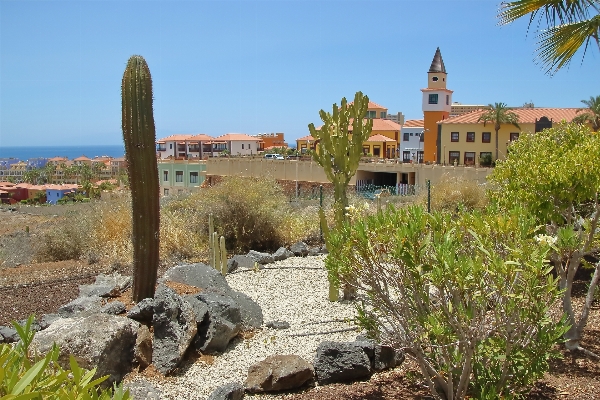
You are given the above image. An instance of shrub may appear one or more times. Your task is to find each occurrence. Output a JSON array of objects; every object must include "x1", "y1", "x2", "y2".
[
  {"x1": 417, "y1": 174, "x2": 488, "y2": 212},
  {"x1": 35, "y1": 219, "x2": 86, "y2": 262},
  {"x1": 0, "y1": 316, "x2": 130, "y2": 399},
  {"x1": 326, "y1": 205, "x2": 566, "y2": 399}
]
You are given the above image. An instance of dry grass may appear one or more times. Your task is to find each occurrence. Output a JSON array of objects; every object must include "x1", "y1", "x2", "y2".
[{"x1": 416, "y1": 174, "x2": 488, "y2": 212}]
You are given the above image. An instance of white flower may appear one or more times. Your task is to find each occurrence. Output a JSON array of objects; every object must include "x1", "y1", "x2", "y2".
[{"x1": 535, "y1": 234, "x2": 557, "y2": 246}]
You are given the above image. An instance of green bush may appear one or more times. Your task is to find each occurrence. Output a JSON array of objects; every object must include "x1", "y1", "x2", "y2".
[
  {"x1": 326, "y1": 205, "x2": 567, "y2": 399},
  {"x1": 0, "y1": 316, "x2": 130, "y2": 399}
]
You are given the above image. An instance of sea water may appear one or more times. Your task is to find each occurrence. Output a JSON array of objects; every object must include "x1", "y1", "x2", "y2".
[{"x1": 0, "y1": 145, "x2": 126, "y2": 161}]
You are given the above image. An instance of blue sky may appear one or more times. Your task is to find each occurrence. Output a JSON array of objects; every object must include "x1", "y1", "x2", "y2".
[{"x1": 1, "y1": 0, "x2": 598, "y2": 147}]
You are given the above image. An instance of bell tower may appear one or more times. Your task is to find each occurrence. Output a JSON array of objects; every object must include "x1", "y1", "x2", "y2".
[{"x1": 421, "y1": 47, "x2": 452, "y2": 163}]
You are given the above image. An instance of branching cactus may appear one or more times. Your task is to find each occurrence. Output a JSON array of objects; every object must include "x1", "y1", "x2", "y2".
[
  {"x1": 121, "y1": 55, "x2": 160, "y2": 302},
  {"x1": 309, "y1": 92, "x2": 373, "y2": 301}
]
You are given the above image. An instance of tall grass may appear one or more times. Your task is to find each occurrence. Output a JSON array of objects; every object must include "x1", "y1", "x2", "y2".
[{"x1": 34, "y1": 177, "x2": 321, "y2": 265}]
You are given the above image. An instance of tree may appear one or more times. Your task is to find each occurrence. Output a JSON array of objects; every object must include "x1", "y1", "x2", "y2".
[
  {"x1": 572, "y1": 94, "x2": 600, "y2": 131},
  {"x1": 489, "y1": 122, "x2": 600, "y2": 357},
  {"x1": 477, "y1": 102, "x2": 520, "y2": 161},
  {"x1": 23, "y1": 169, "x2": 41, "y2": 184},
  {"x1": 498, "y1": 0, "x2": 600, "y2": 73}
]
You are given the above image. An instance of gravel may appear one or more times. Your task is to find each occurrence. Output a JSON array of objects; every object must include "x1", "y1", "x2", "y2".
[{"x1": 125, "y1": 255, "x2": 360, "y2": 400}]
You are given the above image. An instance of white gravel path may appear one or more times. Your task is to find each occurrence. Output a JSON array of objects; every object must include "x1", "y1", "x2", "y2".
[{"x1": 127, "y1": 255, "x2": 360, "y2": 400}]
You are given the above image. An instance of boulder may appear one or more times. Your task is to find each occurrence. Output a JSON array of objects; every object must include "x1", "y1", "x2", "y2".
[
  {"x1": 31, "y1": 314, "x2": 139, "y2": 385},
  {"x1": 228, "y1": 290, "x2": 263, "y2": 329},
  {"x1": 247, "y1": 250, "x2": 274, "y2": 265},
  {"x1": 207, "y1": 381, "x2": 245, "y2": 400},
  {"x1": 227, "y1": 255, "x2": 261, "y2": 272},
  {"x1": 127, "y1": 298, "x2": 154, "y2": 322},
  {"x1": 152, "y1": 284, "x2": 198, "y2": 375},
  {"x1": 194, "y1": 291, "x2": 243, "y2": 354},
  {"x1": 134, "y1": 324, "x2": 153, "y2": 369},
  {"x1": 246, "y1": 354, "x2": 314, "y2": 393},
  {"x1": 38, "y1": 313, "x2": 61, "y2": 330},
  {"x1": 354, "y1": 336, "x2": 405, "y2": 371},
  {"x1": 163, "y1": 263, "x2": 231, "y2": 292},
  {"x1": 290, "y1": 242, "x2": 309, "y2": 257},
  {"x1": 123, "y1": 379, "x2": 162, "y2": 400},
  {"x1": 272, "y1": 247, "x2": 293, "y2": 261},
  {"x1": 101, "y1": 301, "x2": 126, "y2": 315},
  {"x1": 0, "y1": 326, "x2": 18, "y2": 343},
  {"x1": 57, "y1": 295, "x2": 103, "y2": 318},
  {"x1": 314, "y1": 341, "x2": 372, "y2": 385},
  {"x1": 79, "y1": 273, "x2": 132, "y2": 298}
]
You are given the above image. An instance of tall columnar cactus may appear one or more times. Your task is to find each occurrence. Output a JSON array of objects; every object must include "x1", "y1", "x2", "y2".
[
  {"x1": 309, "y1": 92, "x2": 373, "y2": 301},
  {"x1": 219, "y1": 236, "x2": 227, "y2": 276},
  {"x1": 308, "y1": 92, "x2": 373, "y2": 228},
  {"x1": 122, "y1": 55, "x2": 160, "y2": 302},
  {"x1": 208, "y1": 213, "x2": 215, "y2": 268}
]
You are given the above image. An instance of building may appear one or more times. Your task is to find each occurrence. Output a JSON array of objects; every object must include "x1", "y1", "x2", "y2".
[
  {"x1": 422, "y1": 47, "x2": 453, "y2": 163},
  {"x1": 399, "y1": 119, "x2": 425, "y2": 163},
  {"x1": 158, "y1": 159, "x2": 206, "y2": 196},
  {"x1": 438, "y1": 108, "x2": 583, "y2": 165},
  {"x1": 156, "y1": 134, "x2": 214, "y2": 159},
  {"x1": 450, "y1": 103, "x2": 486, "y2": 117},
  {"x1": 253, "y1": 133, "x2": 287, "y2": 150},
  {"x1": 213, "y1": 133, "x2": 263, "y2": 156}
]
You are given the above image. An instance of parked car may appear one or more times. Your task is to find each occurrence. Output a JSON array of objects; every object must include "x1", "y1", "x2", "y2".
[{"x1": 264, "y1": 154, "x2": 285, "y2": 160}]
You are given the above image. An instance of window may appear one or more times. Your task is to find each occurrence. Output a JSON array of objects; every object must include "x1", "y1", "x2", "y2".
[
  {"x1": 510, "y1": 132, "x2": 520, "y2": 141},
  {"x1": 175, "y1": 171, "x2": 183, "y2": 182},
  {"x1": 417, "y1": 151, "x2": 424, "y2": 163},
  {"x1": 380, "y1": 111, "x2": 387, "y2": 118},
  {"x1": 164, "y1": 188, "x2": 169, "y2": 196},
  {"x1": 420, "y1": 133, "x2": 425, "y2": 142},
  {"x1": 446, "y1": 95, "x2": 449, "y2": 105},
  {"x1": 479, "y1": 152, "x2": 492, "y2": 166},
  {"x1": 464, "y1": 152, "x2": 475, "y2": 165},
  {"x1": 466, "y1": 132, "x2": 475, "y2": 142},
  {"x1": 403, "y1": 132, "x2": 409, "y2": 141},
  {"x1": 169, "y1": 144, "x2": 173, "y2": 149},
  {"x1": 366, "y1": 111, "x2": 376, "y2": 119},
  {"x1": 362, "y1": 146, "x2": 370, "y2": 155},
  {"x1": 403, "y1": 151, "x2": 411, "y2": 163},
  {"x1": 451, "y1": 132, "x2": 459, "y2": 142},
  {"x1": 482, "y1": 132, "x2": 491, "y2": 143},
  {"x1": 432, "y1": 76, "x2": 438, "y2": 82},
  {"x1": 190, "y1": 172, "x2": 198, "y2": 183},
  {"x1": 163, "y1": 171, "x2": 168, "y2": 181},
  {"x1": 449, "y1": 151, "x2": 460, "y2": 165},
  {"x1": 242, "y1": 144, "x2": 244, "y2": 149},
  {"x1": 410, "y1": 132, "x2": 413, "y2": 136},
  {"x1": 428, "y1": 94, "x2": 438, "y2": 104},
  {"x1": 373, "y1": 146, "x2": 381, "y2": 157}
]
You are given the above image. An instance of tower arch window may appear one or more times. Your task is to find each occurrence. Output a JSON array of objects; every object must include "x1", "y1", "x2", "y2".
[
  {"x1": 428, "y1": 94, "x2": 438, "y2": 104},
  {"x1": 432, "y1": 76, "x2": 439, "y2": 82}
]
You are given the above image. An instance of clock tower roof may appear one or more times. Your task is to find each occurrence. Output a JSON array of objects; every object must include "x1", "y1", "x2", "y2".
[{"x1": 428, "y1": 47, "x2": 447, "y2": 74}]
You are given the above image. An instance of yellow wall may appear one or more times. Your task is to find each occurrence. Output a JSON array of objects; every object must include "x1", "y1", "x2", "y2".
[
  {"x1": 362, "y1": 141, "x2": 397, "y2": 158},
  {"x1": 439, "y1": 122, "x2": 536, "y2": 165},
  {"x1": 423, "y1": 111, "x2": 448, "y2": 163}
]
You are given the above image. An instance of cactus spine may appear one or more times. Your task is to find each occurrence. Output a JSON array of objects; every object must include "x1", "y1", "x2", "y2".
[
  {"x1": 121, "y1": 55, "x2": 160, "y2": 302},
  {"x1": 309, "y1": 92, "x2": 373, "y2": 302}
]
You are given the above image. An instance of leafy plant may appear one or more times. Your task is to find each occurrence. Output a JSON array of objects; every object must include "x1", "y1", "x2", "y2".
[
  {"x1": 326, "y1": 205, "x2": 566, "y2": 400},
  {"x1": 489, "y1": 122, "x2": 600, "y2": 356}
]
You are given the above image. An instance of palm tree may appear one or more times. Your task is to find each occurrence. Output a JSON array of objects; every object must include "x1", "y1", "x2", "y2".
[
  {"x1": 498, "y1": 0, "x2": 600, "y2": 73},
  {"x1": 477, "y1": 103, "x2": 520, "y2": 161},
  {"x1": 572, "y1": 95, "x2": 600, "y2": 131}
]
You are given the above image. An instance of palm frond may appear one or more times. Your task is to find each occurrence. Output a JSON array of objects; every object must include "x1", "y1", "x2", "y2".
[
  {"x1": 536, "y1": 15, "x2": 600, "y2": 72},
  {"x1": 499, "y1": 0, "x2": 595, "y2": 26}
]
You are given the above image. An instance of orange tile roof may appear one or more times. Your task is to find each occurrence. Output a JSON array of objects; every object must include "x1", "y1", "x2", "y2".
[
  {"x1": 348, "y1": 101, "x2": 387, "y2": 110},
  {"x1": 156, "y1": 134, "x2": 195, "y2": 143},
  {"x1": 366, "y1": 134, "x2": 396, "y2": 142},
  {"x1": 402, "y1": 119, "x2": 425, "y2": 127},
  {"x1": 189, "y1": 134, "x2": 214, "y2": 141},
  {"x1": 296, "y1": 135, "x2": 314, "y2": 141},
  {"x1": 48, "y1": 157, "x2": 68, "y2": 162},
  {"x1": 439, "y1": 107, "x2": 583, "y2": 124},
  {"x1": 214, "y1": 133, "x2": 262, "y2": 141},
  {"x1": 370, "y1": 118, "x2": 400, "y2": 131},
  {"x1": 0, "y1": 182, "x2": 15, "y2": 187},
  {"x1": 74, "y1": 156, "x2": 91, "y2": 161}
]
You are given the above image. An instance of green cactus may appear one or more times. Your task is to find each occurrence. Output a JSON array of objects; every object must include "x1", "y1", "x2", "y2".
[
  {"x1": 213, "y1": 232, "x2": 220, "y2": 271},
  {"x1": 309, "y1": 92, "x2": 373, "y2": 301},
  {"x1": 208, "y1": 213, "x2": 215, "y2": 268},
  {"x1": 308, "y1": 92, "x2": 372, "y2": 228},
  {"x1": 121, "y1": 55, "x2": 160, "y2": 302},
  {"x1": 219, "y1": 236, "x2": 227, "y2": 276}
]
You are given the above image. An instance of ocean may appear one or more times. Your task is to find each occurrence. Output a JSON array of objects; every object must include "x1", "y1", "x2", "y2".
[{"x1": 0, "y1": 145, "x2": 126, "y2": 161}]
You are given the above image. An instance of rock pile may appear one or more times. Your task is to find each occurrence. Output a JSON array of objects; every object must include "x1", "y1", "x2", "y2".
[{"x1": 0, "y1": 242, "x2": 405, "y2": 399}]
